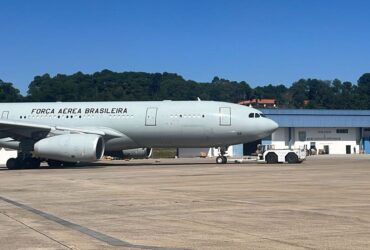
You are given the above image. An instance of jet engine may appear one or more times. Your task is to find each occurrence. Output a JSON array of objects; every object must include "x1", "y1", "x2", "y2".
[
  {"x1": 34, "y1": 134, "x2": 105, "y2": 162},
  {"x1": 105, "y1": 148, "x2": 152, "y2": 159}
]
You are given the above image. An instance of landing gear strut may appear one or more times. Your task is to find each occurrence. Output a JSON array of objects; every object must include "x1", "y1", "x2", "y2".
[{"x1": 216, "y1": 146, "x2": 228, "y2": 164}]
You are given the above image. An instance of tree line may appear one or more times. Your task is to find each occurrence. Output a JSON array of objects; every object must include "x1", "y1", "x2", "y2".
[{"x1": 0, "y1": 70, "x2": 369, "y2": 109}]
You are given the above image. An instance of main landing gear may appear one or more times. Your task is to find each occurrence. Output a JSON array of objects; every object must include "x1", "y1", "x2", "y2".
[
  {"x1": 5, "y1": 140, "x2": 76, "y2": 170},
  {"x1": 6, "y1": 158, "x2": 78, "y2": 170},
  {"x1": 6, "y1": 140, "x2": 41, "y2": 170},
  {"x1": 215, "y1": 146, "x2": 228, "y2": 164},
  {"x1": 6, "y1": 157, "x2": 41, "y2": 170}
]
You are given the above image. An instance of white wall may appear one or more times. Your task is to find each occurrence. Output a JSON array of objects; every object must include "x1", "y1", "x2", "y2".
[
  {"x1": 295, "y1": 127, "x2": 359, "y2": 154},
  {"x1": 271, "y1": 127, "x2": 360, "y2": 154},
  {"x1": 0, "y1": 148, "x2": 17, "y2": 165},
  {"x1": 271, "y1": 128, "x2": 289, "y2": 149},
  {"x1": 179, "y1": 127, "x2": 362, "y2": 157}
]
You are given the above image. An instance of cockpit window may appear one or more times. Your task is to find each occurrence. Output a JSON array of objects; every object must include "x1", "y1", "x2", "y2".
[{"x1": 249, "y1": 113, "x2": 265, "y2": 118}]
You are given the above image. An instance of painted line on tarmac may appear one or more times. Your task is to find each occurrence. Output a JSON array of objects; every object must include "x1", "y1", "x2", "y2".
[{"x1": 0, "y1": 196, "x2": 184, "y2": 250}]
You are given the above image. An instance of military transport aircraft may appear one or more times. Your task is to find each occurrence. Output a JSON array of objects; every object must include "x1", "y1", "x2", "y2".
[{"x1": 0, "y1": 100, "x2": 278, "y2": 169}]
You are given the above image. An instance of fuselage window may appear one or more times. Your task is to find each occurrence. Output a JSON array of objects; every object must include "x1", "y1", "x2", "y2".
[
  {"x1": 255, "y1": 113, "x2": 260, "y2": 118},
  {"x1": 260, "y1": 113, "x2": 266, "y2": 117},
  {"x1": 249, "y1": 113, "x2": 254, "y2": 118}
]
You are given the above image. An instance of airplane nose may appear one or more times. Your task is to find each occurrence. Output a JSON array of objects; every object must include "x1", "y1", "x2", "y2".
[{"x1": 268, "y1": 119, "x2": 279, "y2": 133}]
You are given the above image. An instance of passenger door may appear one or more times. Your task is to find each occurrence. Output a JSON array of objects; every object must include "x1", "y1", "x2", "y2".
[
  {"x1": 219, "y1": 107, "x2": 231, "y2": 126},
  {"x1": 1, "y1": 111, "x2": 9, "y2": 119},
  {"x1": 145, "y1": 107, "x2": 158, "y2": 126}
]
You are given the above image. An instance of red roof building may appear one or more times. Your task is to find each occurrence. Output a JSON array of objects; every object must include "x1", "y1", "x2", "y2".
[{"x1": 239, "y1": 99, "x2": 276, "y2": 107}]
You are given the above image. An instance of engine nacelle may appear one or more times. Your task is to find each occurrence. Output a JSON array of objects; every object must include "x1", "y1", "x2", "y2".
[
  {"x1": 105, "y1": 148, "x2": 152, "y2": 159},
  {"x1": 34, "y1": 134, "x2": 105, "y2": 162}
]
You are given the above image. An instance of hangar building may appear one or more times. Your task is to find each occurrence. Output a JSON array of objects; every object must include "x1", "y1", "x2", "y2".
[
  {"x1": 178, "y1": 109, "x2": 370, "y2": 157},
  {"x1": 256, "y1": 109, "x2": 370, "y2": 155}
]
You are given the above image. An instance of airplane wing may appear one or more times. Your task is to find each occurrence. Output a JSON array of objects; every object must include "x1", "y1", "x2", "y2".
[{"x1": 0, "y1": 119, "x2": 124, "y2": 140}]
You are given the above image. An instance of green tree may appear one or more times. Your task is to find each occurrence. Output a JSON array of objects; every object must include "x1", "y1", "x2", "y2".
[
  {"x1": 0, "y1": 79, "x2": 23, "y2": 102},
  {"x1": 357, "y1": 73, "x2": 370, "y2": 109},
  {"x1": 252, "y1": 84, "x2": 288, "y2": 106},
  {"x1": 17, "y1": 70, "x2": 370, "y2": 109},
  {"x1": 289, "y1": 79, "x2": 308, "y2": 108}
]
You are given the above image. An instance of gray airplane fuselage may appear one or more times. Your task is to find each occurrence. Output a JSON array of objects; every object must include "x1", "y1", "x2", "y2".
[{"x1": 0, "y1": 101, "x2": 278, "y2": 150}]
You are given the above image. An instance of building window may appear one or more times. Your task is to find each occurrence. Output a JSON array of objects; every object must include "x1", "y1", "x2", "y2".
[
  {"x1": 298, "y1": 131, "x2": 306, "y2": 141},
  {"x1": 336, "y1": 129, "x2": 348, "y2": 134}
]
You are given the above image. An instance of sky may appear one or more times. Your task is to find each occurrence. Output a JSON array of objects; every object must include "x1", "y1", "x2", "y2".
[{"x1": 1, "y1": 0, "x2": 370, "y2": 94}]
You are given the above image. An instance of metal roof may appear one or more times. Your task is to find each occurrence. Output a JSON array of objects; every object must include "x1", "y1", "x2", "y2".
[{"x1": 260, "y1": 109, "x2": 370, "y2": 128}]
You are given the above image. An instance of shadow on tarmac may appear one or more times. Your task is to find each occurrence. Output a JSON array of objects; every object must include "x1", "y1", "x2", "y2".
[{"x1": 0, "y1": 159, "x2": 218, "y2": 171}]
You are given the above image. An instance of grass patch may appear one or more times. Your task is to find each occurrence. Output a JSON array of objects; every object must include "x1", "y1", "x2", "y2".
[{"x1": 152, "y1": 148, "x2": 177, "y2": 158}]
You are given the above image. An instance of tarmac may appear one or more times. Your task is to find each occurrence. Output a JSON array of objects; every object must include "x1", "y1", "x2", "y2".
[{"x1": 0, "y1": 155, "x2": 370, "y2": 250}]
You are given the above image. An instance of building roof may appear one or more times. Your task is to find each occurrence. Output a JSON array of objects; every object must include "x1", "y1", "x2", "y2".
[
  {"x1": 260, "y1": 109, "x2": 370, "y2": 128},
  {"x1": 239, "y1": 99, "x2": 275, "y2": 105}
]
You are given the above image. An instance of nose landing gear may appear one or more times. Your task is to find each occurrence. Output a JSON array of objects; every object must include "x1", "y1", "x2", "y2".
[{"x1": 216, "y1": 146, "x2": 228, "y2": 164}]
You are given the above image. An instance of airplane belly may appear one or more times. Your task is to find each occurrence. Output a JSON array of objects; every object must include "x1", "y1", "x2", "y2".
[
  {"x1": 178, "y1": 125, "x2": 214, "y2": 146},
  {"x1": 131, "y1": 123, "x2": 243, "y2": 148},
  {"x1": 128, "y1": 123, "x2": 213, "y2": 147}
]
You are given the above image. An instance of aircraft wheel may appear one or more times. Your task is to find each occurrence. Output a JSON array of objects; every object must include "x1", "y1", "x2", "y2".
[
  {"x1": 23, "y1": 158, "x2": 34, "y2": 169},
  {"x1": 216, "y1": 156, "x2": 224, "y2": 164},
  {"x1": 61, "y1": 162, "x2": 77, "y2": 167},
  {"x1": 21, "y1": 158, "x2": 41, "y2": 169},
  {"x1": 47, "y1": 160, "x2": 62, "y2": 167},
  {"x1": 6, "y1": 158, "x2": 20, "y2": 170},
  {"x1": 30, "y1": 158, "x2": 41, "y2": 169}
]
